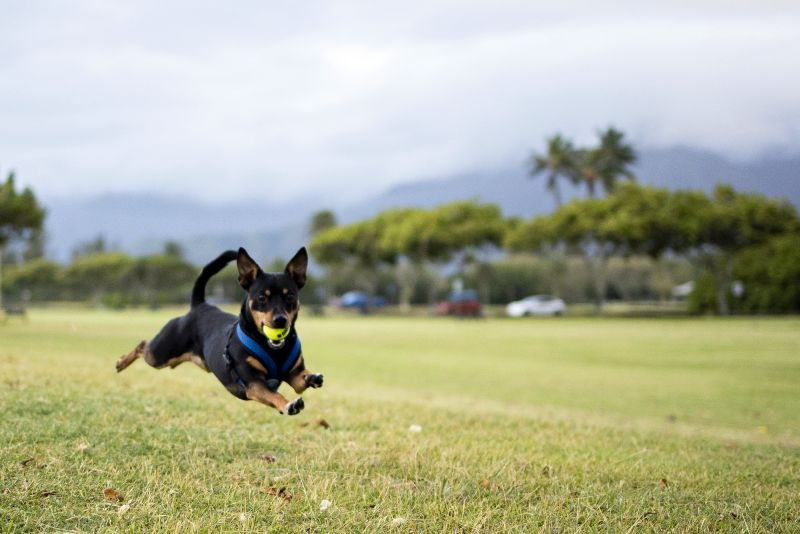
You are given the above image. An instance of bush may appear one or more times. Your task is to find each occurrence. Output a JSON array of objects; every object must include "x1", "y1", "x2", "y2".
[
  {"x1": 689, "y1": 232, "x2": 800, "y2": 314},
  {"x1": 1, "y1": 258, "x2": 62, "y2": 302},
  {"x1": 687, "y1": 271, "x2": 722, "y2": 314},
  {"x1": 734, "y1": 233, "x2": 800, "y2": 313}
]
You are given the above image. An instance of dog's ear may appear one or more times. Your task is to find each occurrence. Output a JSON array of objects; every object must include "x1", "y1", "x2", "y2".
[
  {"x1": 237, "y1": 248, "x2": 262, "y2": 290},
  {"x1": 285, "y1": 247, "x2": 308, "y2": 289}
]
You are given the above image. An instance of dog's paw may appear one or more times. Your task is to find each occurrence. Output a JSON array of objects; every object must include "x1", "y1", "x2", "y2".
[
  {"x1": 115, "y1": 354, "x2": 134, "y2": 373},
  {"x1": 285, "y1": 397, "x2": 305, "y2": 416},
  {"x1": 305, "y1": 373, "x2": 324, "y2": 388}
]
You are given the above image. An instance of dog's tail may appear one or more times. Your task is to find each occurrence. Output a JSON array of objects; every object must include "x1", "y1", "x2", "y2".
[{"x1": 191, "y1": 250, "x2": 238, "y2": 307}]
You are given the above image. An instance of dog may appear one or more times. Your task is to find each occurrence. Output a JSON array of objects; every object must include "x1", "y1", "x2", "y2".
[{"x1": 115, "y1": 247, "x2": 323, "y2": 415}]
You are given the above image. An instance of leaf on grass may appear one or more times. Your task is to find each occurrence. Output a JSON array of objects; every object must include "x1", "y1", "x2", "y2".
[
  {"x1": 659, "y1": 478, "x2": 669, "y2": 487},
  {"x1": 479, "y1": 479, "x2": 491, "y2": 490},
  {"x1": 118, "y1": 504, "x2": 130, "y2": 517},
  {"x1": 261, "y1": 453, "x2": 277, "y2": 463},
  {"x1": 408, "y1": 424, "x2": 422, "y2": 433},
  {"x1": 391, "y1": 517, "x2": 405, "y2": 526},
  {"x1": 239, "y1": 512, "x2": 247, "y2": 522},
  {"x1": 541, "y1": 465, "x2": 551, "y2": 478},
  {"x1": 20, "y1": 458, "x2": 35, "y2": 467},
  {"x1": 301, "y1": 419, "x2": 330, "y2": 430},
  {"x1": 319, "y1": 499, "x2": 331, "y2": 511},
  {"x1": 103, "y1": 488, "x2": 123, "y2": 502},
  {"x1": 37, "y1": 490, "x2": 58, "y2": 497},
  {"x1": 77, "y1": 442, "x2": 89, "y2": 452},
  {"x1": 725, "y1": 442, "x2": 739, "y2": 449},
  {"x1": 264, "y1": 486, "x2": 292, "y2": 503}
]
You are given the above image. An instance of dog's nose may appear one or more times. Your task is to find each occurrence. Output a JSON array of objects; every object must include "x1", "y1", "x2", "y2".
[{"x1": 272, "y1": 315, "x2": 288, "y2": 328}]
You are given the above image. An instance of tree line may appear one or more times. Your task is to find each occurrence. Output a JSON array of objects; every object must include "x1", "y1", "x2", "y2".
[
  {"x1": 307, "y1": 183, "x2": 799, "y2": 315},
  {"x1": 2, "y1": 131, "x2": 799, "y2": 315}
]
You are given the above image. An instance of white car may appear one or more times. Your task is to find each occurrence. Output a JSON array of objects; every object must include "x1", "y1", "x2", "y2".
[{"x1": 506, "y1": 295, "x2": 566, "y2": 317}]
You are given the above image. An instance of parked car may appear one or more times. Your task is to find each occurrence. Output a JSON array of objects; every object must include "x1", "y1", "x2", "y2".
[
  {"x1": 338, "y1": 291, "x2": 386, "y2": 312},
  {"x1": 506, "y1": 295, "x2": 566, "y2": 317},
  {"x1": 437, "y1": 289, "x2": 482, "y2": 317}
]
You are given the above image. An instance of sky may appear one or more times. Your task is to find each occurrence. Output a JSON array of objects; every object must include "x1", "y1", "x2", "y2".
[{"x1": 2, "y1": 1, "x2": 799, "y2": 204}]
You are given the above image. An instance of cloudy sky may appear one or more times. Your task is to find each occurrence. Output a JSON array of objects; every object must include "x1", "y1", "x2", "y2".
[{"x1": 2, "y1": 1, "x2": 799, "y2": 203}]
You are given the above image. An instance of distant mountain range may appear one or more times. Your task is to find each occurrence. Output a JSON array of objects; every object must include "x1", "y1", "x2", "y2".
[
  {"x1": 43, "y1": 146, "x2": 799, "y2": 264},
  {"x1": 347, "y1": 146, "x2": 800, "y2": 220}
]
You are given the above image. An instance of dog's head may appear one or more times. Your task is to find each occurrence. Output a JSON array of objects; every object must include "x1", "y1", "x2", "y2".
[{"x1": 237, "y1": 247, "x2": 307, "y2": 343}]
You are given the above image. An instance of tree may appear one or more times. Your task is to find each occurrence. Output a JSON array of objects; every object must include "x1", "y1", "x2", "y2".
[
  {"x1": 689, "y1": 231, "x2": 800, "y2": 314},
  {"x1": 71, "y1": 235, "x2": 108, "y2": 259},
  {"x1": 309, "y1": 210, "x2": 337, "y2": 237},
  {"x1": 23, "y1": 228, "x2": 47, "y2": 261},
  {"x1": 1, "y1": 258, "x2": 61, "y2": 303},
  {"x1": 62, "y1": 252, "x2": 134, "y2": 305},
  {"x1": 506, "y1": 183, "x2": 675, "y2": 312},
  {"x1": 126, "y1": 253, "x2": 196, "y2": 308},
  {"x1": 732, "y1": 232, "x2": 800, "y2": 313},
  {"x1": 307, "y1": 210, "x2": 338, "y2": 308},
  {"x1": 529, "y1": 134, "x2": 578, "y2": 207},
  {"x1": 382, "y1": 201, "x2": 506, "y2": 308},
  {"x1": 163, "y1": 240, "x2": 185, "y2": 259},
  {"x1": 311, "y1": 202, "x2": 506, "y2": 311},
  {"x1": 574, "y1": 127, "x2": 636, "y2": 198},
  {"x1": 311, "y1": 209, "x2": 414, "y2": 309},
  {"x1": 688, "y1": 185, "x2": 798, "y2": 315},
  {"x1": 595, "y1": 127, "x2": 636, "y2": 189},
  {"x1": 0, "y1": 171, "x2": 46, "y2": 308}
]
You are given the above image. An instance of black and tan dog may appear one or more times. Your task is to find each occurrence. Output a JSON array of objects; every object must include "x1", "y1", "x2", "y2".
[{"x1": 115, "y1": 247, "x2": 322, "y2": 415}]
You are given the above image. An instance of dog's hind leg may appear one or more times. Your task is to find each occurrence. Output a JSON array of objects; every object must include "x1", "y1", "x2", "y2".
[
  {"x1": 161, "y1": 352, "x2": 210, "y2": 372},
  {"x1": 116, "y1": 340, "x2": 208, "y2": 372},
  {"x1": 116, "y1": 340, "x2": 147, "y2": 372}
]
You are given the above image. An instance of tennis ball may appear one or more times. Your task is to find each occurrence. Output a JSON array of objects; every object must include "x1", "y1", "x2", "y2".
[{"x1": 262, "y1": 324, "x2": 290, "y2": 342}]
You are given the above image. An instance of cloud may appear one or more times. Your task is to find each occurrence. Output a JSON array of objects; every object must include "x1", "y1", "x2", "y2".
[{"x1": 1, "y1": 1, "x2": 799, "y2": 202}]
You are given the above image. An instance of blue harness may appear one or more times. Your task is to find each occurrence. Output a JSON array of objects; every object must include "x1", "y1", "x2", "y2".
[{"x1": 235, "y1": 322, "x2": 302, "y2": 380}]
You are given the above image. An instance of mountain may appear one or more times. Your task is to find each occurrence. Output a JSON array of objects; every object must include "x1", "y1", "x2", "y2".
[
  {"x1": 346, "y1": 147, "x2": 800, "y2": 221},
  {"x1": 633, "y1": 147, "x2": 799, "y2": 201},
  {"x1": 43, "y1": 193, "x2": 317, "y2": 264},
  {"x1": 42, "y1": 147, "x2": 799, "y2": 264}
]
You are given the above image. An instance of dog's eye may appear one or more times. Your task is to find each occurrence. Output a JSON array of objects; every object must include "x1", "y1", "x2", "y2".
[{"x1": 285, "y1": 294, "x2": 296, "y2": 304}]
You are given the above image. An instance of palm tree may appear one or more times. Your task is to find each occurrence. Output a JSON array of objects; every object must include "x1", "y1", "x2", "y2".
[
  {"x1": 529, "y1": 134, "x2": 578, "y2": 208},
  {"x1": 573, "y1": 127, "x2": 636, "y2": 198},
  {"x1": 596, "y1": 127, "x2": 636, "y2": 191},
  {"x1": 574, "y1": 147, "x2": 603, "y2": 198}
]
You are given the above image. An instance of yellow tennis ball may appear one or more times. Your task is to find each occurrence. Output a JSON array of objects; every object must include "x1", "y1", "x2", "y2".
[{"x1": 262, "y1": 324, "x2": 290, "y2": 342}]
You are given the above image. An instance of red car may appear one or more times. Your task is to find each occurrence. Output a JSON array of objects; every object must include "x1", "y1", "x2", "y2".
[{"x1": 436, "y1": 290, "x2": 482, "y2": 317}]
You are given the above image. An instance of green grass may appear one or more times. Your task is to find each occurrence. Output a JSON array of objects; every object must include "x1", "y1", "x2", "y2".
[{"x1": 1, "y1": 309, "x2": 799, "y2": 532}]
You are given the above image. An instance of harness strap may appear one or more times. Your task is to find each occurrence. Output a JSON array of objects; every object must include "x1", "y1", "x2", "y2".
[{"x1": 222, "y1": 323, "x2": 247, "y2": 391}]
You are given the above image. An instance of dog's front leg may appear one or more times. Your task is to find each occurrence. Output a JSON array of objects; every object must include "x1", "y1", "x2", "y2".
[
  {"x1": 245, "y1": 382, "x2": 304, "y2": 415},
  {"x1": 287, "y1": 369, "x2": 324, "y2": 394},
  {"x1": 285, "y1": 355, "x2": 324, "y2": 394}
]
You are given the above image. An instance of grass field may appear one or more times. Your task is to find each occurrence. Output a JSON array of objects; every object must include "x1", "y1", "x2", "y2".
[{"x1": 1, "y1": 308, "x2": 799, "y2": 532}]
